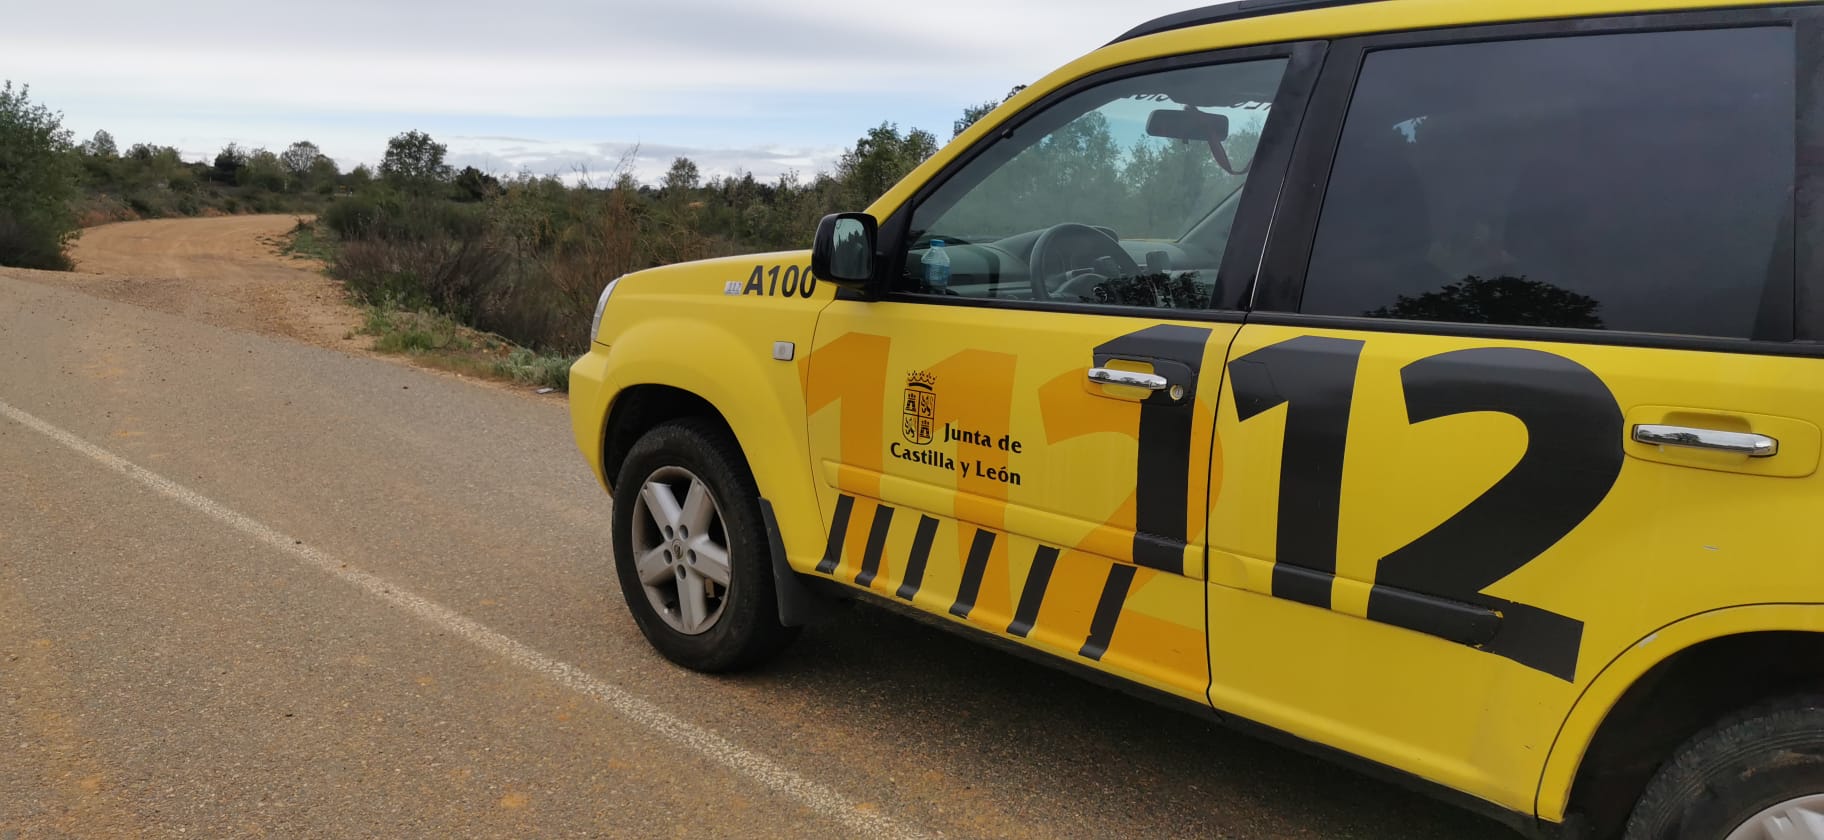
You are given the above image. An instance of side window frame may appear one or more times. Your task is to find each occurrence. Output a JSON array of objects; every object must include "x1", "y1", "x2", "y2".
[
  {"x1": 1253, "y1": 6, "x2": 1823, "y2": 356},
  {"x1": 859, "y1": 39, "x2": 1329, "y2": 322},
  {"x1": 1797, "y1": 12, "x2": 1824, "y2": 342}
]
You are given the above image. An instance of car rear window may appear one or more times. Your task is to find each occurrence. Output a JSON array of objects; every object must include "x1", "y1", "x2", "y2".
[{"x1": 1299, "y1": 27, "x2": 1796, "y2": 340}]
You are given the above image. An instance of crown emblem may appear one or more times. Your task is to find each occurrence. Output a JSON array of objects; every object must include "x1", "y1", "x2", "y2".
[{"x1": 906, "y1": 371, "x2": 937, "y2": 390}]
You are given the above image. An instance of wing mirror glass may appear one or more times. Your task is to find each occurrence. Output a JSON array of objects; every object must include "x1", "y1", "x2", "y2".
[{"x1": 812, "y1": 213, "x2": 876, "y2": 291}]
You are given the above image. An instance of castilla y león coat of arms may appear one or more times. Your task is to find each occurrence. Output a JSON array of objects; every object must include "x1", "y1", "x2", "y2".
[{"x1": 902, "y1": 371, "x2": 937, "y2": 445}]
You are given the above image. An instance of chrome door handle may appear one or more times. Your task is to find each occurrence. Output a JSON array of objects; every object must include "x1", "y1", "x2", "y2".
[
  {"x1": 1633, "y1": 424, "x2": 1779, "y2": 458},
  {"x1": 1087, "y1": 367, "x2": 1168, "y2": 391}
]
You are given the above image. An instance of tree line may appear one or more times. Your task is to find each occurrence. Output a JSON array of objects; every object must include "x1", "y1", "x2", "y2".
[{"x1": 11, "y1": 81, "x2": 1197, "y2": 360}]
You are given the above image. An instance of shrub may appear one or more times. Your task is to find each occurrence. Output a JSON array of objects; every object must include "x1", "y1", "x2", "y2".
[
  {"x1": 0, "y1": 81, "x2": 80, "y2": 269},
  {"x1": 331, "y1": 229, "x2": 509, "y2": 319},
  {"x1": 333, "y1": 239, "x2": 434, "y2": 308},
  {"x1": 491, "y1": 346, "x2": 572, "y2": 390},
  {"x1": 322, "y1": 193, "x2": 387, "y2": 238},
  {"x1": 71, "y1": 193, "x2": 135, "y2": 227},
  {"x1": 0, "y1": 212, "x2": 74, "y2": 270}
]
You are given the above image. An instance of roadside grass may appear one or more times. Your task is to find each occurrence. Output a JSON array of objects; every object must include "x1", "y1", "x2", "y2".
[
  {"x1": 282, "y1": 222, "x2": 576, "y2": 393},
  {"x1": 281, "y1": 217, "x2": 336, "y2": 262},
  {"x1": 354, "y1": 304, "x2": 575, "y2": 392},
  {"x1": 284, "y1": 221, "x2": 576, "y2": 392}
]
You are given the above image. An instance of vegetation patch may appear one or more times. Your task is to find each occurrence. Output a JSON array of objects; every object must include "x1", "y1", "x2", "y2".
[
  {"x1": 354, "y1": 302, "x2": 574, "y2": 392},
  {"x1": 280, "y1": 217, "x2": 336, "y2": 263}
]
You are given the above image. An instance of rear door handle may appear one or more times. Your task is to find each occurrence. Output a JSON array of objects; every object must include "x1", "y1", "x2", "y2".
[
  {"x1": 1087, "y1": 367, "x2": 1168, "y2": 391},
  {"x1": 1633, "y1": 424, "x2": 1779, "y2": 458}
]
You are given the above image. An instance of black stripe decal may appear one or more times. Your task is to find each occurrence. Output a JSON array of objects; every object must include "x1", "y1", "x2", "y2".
[
  {"x1": 949, "y1": 528, "x2": 997, "y2": 619},
  {"x1": 1132, "y1": 397, "x2": 1195, "y2": 576},
  {"x1": 816, "y1": 494, "x2": 854, "y2": 574},
  {"x1": 1133, "y1": 533, "x2": 1186, "y2": 574},
  {"x1": 1228, "y1": 335, "x2": 1364, "y2": 608},
  {"x1": 895, "y1": 516, "x2": 940, "y2": 601},
  {"x1": 1079, "y1": 564, "x2": 1137, "y2": 661},
  {"x1": 1273, "y1": 563, "x2": 1334, "y2": 610},
  {"x1": 1094, "y1": 324, "x2": 1212, "y2": 578},
  {"x1": 1007, "y1": 545, "x2": 1059, "y2": 638},
  {"x1": 854, "y1": 504, "x2": 895, "y2": 587}
]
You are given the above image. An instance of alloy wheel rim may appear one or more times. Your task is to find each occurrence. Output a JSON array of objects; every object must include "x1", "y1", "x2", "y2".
[
  {"x1": 1726, "y1": 794, "x2": 1824, "y2": 840},
  {"x1": 630, "y1": 466, "x2": 731, "y2": 635}
]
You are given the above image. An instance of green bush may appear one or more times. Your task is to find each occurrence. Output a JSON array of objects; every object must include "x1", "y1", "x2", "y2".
[
  {"x1": 0, "y1": 81, "x2": 79, "y2": 269},
  {"x1": 491, "y1": 346, "x2": 572, "y2": 390},
  {"x1": 0, "y1": 213, "x2": 74, "y2": 270},
  {"x1": 323, "y1": 192, "x2": 483, "y2": 242},
  {"x1": 322, "y1": 193, "x2": 387, "y2": 238}
]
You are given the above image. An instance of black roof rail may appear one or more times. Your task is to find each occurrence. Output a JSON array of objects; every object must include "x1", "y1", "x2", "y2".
[{"x1": 1110, "y1": 0, "x2": 1384, "y2": 44}]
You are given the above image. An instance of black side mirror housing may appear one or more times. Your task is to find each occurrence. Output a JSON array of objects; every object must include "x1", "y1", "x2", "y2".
[{"x1": 811, "y1": 212, "x2": 877, "y2": 293}]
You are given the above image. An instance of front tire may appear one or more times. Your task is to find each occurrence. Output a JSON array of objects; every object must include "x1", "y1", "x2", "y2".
[
  {"x1": 1624, "y1": 694, "x2": 1824, "y2": 840},
  {"x1": 611, "y1": 419, "x2": 797, "y2": 672}
]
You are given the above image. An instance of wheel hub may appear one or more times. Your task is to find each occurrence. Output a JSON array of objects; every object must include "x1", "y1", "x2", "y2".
[{"x1": 629, "y1": 465, "x2": 732, "y2": 636}]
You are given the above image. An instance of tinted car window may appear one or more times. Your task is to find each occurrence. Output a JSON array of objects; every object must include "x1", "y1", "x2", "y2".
[{"x1": 1301, "y1": 28, "x2": 1795, "y2": 339}]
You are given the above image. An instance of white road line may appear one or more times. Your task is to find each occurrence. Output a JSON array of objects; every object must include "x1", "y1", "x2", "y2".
[{"x1": 0, "y1": 398, "x2": 929, "y2": 840}]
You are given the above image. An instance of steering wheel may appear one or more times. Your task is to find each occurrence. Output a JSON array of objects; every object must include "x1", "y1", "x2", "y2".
[{"x1": 1028, "y1": 223, "x2": 1142, "y2": 302}]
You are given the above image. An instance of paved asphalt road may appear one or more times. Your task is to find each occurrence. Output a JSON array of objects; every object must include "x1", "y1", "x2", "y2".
[{"x1": 0, "y1": 267, "x2": 1517, "y2": 838}]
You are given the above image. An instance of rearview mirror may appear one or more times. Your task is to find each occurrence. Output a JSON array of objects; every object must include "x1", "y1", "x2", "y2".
[
  {"x1": 1145, "y1": 108, "x2": 1230, "y2": 142},
  {"x1": 812, "y1": 213, "x2": 877, "y2": 291}
]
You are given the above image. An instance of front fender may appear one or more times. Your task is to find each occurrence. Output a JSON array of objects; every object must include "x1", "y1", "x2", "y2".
[
  {"x1": 1536, "y1": 603, "x2": 1824, "y2": 821},
  {"x1": 570, "y1": 254, "x2": 833, "y2": 571}
]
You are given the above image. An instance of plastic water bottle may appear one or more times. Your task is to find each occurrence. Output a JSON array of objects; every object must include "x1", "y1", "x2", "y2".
[{"x1": 922, "y1": 239, "x2": 952, "y2": 292}]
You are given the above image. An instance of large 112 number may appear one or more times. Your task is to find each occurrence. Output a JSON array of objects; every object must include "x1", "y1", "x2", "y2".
[{"x1": 1226, "y1": 336, "x2": 1624, "y2": 681}]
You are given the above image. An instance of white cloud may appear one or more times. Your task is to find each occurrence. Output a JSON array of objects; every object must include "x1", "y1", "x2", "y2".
[
  {"x1": 7, "y1": 0, "x2": 1201, "y2": 178},
  {"x1": 9, "y1": 42, "x2": 983, "y2": 117},
  {"x1": 445, "y1": 138, "x2": 844, "y2": 184}
]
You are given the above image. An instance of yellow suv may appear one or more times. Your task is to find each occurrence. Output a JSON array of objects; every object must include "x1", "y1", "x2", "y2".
[{"x1": 569, "y1": 1, "x2": 1824, "y2": 837}]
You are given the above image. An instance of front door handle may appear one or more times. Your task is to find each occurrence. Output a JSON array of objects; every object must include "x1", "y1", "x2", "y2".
[
  {"x1": 1633, "y1": 424, "x2": 1779, "y2": 458},
  {"x1": 1088, "y1": 367, "x2": 1168, "y2": 391}
]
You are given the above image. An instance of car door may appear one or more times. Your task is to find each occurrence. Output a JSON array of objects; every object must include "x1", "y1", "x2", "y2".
[
  {"x1": 1203, "y1": 10, "x2": 1824, "y2": 812},
  {"x1": 803, "y1": 44, "x2": 1322, "y2": 702}
]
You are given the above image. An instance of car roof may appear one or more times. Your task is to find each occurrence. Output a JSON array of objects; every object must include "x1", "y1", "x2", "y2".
[
  {"x1": 1113, "y1": 0, "x2": 1809, "y2": 45},
  {"x1": 1112, "y1": 0, "x2": 1378, "y2": 44}
]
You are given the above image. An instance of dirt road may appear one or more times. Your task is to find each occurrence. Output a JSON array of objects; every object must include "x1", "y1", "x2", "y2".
[
  {"x1": 33, "y1": 215, "x2": 362, "y2": 349},
  {"x1": 0, "y1": 218, "x2": 1515, "y2": 838}
]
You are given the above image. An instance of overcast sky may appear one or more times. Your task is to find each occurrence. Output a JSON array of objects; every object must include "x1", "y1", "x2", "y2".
[{"x1": 5, "y1": 0, "x2": 1200, "y2": 184}]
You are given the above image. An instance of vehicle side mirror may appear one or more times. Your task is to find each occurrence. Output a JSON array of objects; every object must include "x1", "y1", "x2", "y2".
[{"x1": 812, "y1": 213, "x2": 877, "y2": 292}]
